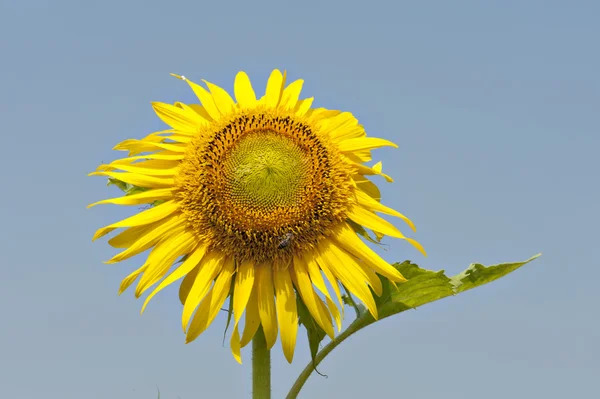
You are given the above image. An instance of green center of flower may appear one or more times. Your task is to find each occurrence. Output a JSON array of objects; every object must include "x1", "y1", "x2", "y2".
[{"x1": 223, "y1": 131, "x2": 308, "y2": 210}]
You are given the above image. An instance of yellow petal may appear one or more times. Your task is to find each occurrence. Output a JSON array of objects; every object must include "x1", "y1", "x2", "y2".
[
  {"x1": 102, "y1": 153, "x2": 182, "y2": 167},
  {"x1": 230, "y1": 324, "x2": 242, "y2": 364},
  {"x1": 240, "y1": 286, "x2": 261, "y2": 347},
  {"x1": 181, "y1": 251, "x2": 225, "y2": 332},
  {"x1": 105, "y1": 154, "x2": 183, "y2": 167},
  {"x1": 343, "y1": 152, "x2": 370, "y2": 166},
  {"x1": 135, "y1": 231, "x2": 196, "y2": 297},
  {"x1": 95, "y1": 161, "x2": 179, "y2": 176},
  {"x1": 280, "y1": 79, "x2": 304, "y2": 109},
  {"x1": 315, "y1": 260, "x2": 345, "y2": 321},
  {"x1": 179, "y1": 264, "x2": 199, "y2": 305},
  {"x1": 88, "y1": 171, "x2": 174, "y2": 188},
  {"x1": 170, "y1": 73, "x2": 221, "y2": 120},
  {"x1": 295, "y1": 97, "x2": 314, "y2": 116},
  {"x1": 203, "y1": 257, "x2": 235, "y2": 324},
  {"x1": 233, "y1": 259, "x2": 255, "y2": 326},
  {"x1": 92, "y1": 201, "x2": 179, "y2": 241},
  {"x1": 339, "y1": 137, "x2": 398, "y2": 153},
  {"x1": 202, "y1": 80, "x2": 235, "y2": 115},
  {"x1": 353, "y1": 174, "x2": 381, "y2": 201},
  {"x1": 354, "y1": 189, "x2": 416, "y2": 232},
  {"x1": 328, "y1": 244, "x2": 382, "y2": 296},
  {"x1": 136, "y1": 129, "x2": 175, "y2": 143},
  {"x1": 186, "y1": 257, "x2": 235, "y2": 342},
  {"x1": 325, "y1": 296, "x2": 342, "y2": 332},
  {"x1": 351, "y1": 207, "x2": 426, "y2": 256},
  {"x1": 305, "y1": 257, "x2": 342, "y2": 331},
  {"x1": 280, "y1": 70, "x2": 287, "y2": 103},
  {"x1": 308, "y1": 108, "x2": 341, "y2": 120},
  {"x1": 142, "y1": 243, "x2": 208, "y2": 313},
  {"x1": 232, "y1": 260, "x2": 257, "y2": 352},
  {"x1": 108, "y1": 224, "x2": 156, "y2": 248},
  {"x1": 372, "y1": 161, "x2": 383, "y2": 173},
  {"x1": 173, "y1": 102, "x2": 210, "y2": 126},
  {"x1": 355, "y1": 259, "x2": 383, "y2": 296},
  {"x1": 348, "y1": 206, "x2": 404, "y2": 239},
  {"x1": 256, "y1": 264, "x2": 278, "y2": 349},
  {"x1": 234, "y1": 71, "x2": 257, "y2": 108},
  {"x1": 105, "y1": 216, "x2": 184, "y2": 264},
  {"x1": 351, "y1": 149, "x2": 372, "y2": 162},
  {"x1": 318, "y1": 112, "x2": 357, "y2": 136},
  {"x1": 187, "y1": 104, "x2": 213, "y2": 121},
  {"x1": 273, "y1": 267, "x2": 298, "y2": 363},
  {"x1": 107, "y1": 152, "x2": 185, "y2": 165},
  {"x1": 151, "y1": 102, "x2": 205, "y2": 133},
  {"x1": 334, "y1": 224, "x2": 408, "y2": 282},
  {"x1": 305, "y1": 257, "x2": 332, "y2": 304},
  {"x1": 371, "y1": 161, "x2": 394, "y2": 182},
  {"x1": 158, "y1": 134, "x2": 192, "y2": 144},
  {"x1": 346, "y1": 159, "x2": 394, "y2": 182},
  {"x1": 264, "y1": 69, "x2": 284, "y2": 107},
  {"x1": 130, "y1": 129, "x2": 193, "y2": 144},
  {"x1": 332, "y1": 125, "x2": 366, "y2": 143},
  {"x1": 113, "y1": 139, "x2": 185, "y2": 155},
  {"x1": 291, "y1": 256, "x2": 334, "y2": 339},
  {"x1": 317, "y1": 241, "x2": 378, "y2": 319},
  {"x1": 118, "y1": 264, "x2": 147, "y2": 295},
  {"x1": 88, "y1": 188, "x2": 174, "y2": 208}
]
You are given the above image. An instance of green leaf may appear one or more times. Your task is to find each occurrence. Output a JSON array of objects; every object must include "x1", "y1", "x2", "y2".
[
  {"x1": 296, "y1": 295, "x2": 326, "y2": 366},
  {"x1": 106, "y1": 177, "x2": 129, "y2": 192},
  {"x1": 341, "y1": 294, "x2": 354, "y2": 307},
  {"x1": 106, "y1": 179, "x2": 166, "y2": 208},
  {"x1": 125, "y1": 186, "x2": 148, "y2": 196},
  {"x1": 391, "y1": 264, "x2": 455, "y2": 307},
  {"x1": 450, "y1": 254, "x2": 541, "y2": 293},
  {"x1": 378, "y1": 254, "x2": 541, "y2": 318}
]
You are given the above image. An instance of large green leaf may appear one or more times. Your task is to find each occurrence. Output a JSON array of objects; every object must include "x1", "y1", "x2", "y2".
[{"x1": 381, "y1": 254, "x2": 541, "y2": 318}]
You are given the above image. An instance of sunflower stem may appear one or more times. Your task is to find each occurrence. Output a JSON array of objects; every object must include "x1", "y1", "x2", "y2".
[
  {"x1": 252, "y1": 327, "x2": 271, "y2": 399},
  {"x1": 285, "y1": 312, "x2": 376, "y2": 399}
]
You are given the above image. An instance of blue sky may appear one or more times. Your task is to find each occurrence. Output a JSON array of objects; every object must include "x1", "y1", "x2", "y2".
[{"x1": 1, "y1": 0, "x2": 598, "y2": 398}]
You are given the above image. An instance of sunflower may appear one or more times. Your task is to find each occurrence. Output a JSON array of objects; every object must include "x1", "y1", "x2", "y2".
[{"x1": 89, "y1": 69, "x2": 426, "y2": 363}]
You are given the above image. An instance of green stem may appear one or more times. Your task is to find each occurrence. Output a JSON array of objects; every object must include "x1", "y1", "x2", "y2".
[
  {"x1": 252, "y1": 327, "x2": 271, "y2": 399},
  {"x1": 285, "y1": 313, "x2": 376, "y2": 399}
]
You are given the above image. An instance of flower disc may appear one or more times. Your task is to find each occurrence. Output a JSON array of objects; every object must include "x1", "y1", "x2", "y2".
[{"x1": 176, "y1": 110, "x2": 353, "y2": 264}]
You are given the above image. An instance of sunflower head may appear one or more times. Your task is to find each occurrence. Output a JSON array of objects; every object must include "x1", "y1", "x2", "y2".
[{"x1": 89, "y1": 69, "x2": 425, "y2": 363}]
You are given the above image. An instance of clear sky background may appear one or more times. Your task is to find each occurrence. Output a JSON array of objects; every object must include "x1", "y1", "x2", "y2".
[{"x1": 1, "y1": 0, "x2": 598, "y2": 398}]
